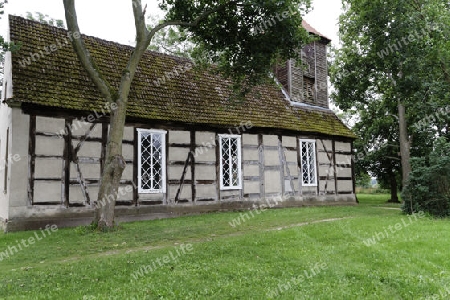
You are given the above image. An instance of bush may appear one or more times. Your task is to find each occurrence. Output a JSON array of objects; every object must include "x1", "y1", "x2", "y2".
[{"x1": 402, "y1": 138, "x2": 450, "y2": 217}]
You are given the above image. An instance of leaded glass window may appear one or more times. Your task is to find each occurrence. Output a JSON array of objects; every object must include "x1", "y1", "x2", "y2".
[
  {"x1": 219, "y1": 135, "x2": 242, "y2": 190},
  {"x1": 300, "y1": 139, "x2": 317, "y2": 186},
  {"x1": 137, "y1": 129, "x2": 166, "y2": 193}
]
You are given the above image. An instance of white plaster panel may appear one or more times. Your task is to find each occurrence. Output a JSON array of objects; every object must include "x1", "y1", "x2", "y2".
[
  {"x1": 196, "y1": 131, "x2": 216, "y2": 144},
  {"x1": 318, "y1": 152, "x2": 330, "y2": 164},
  {"x1": 264, "y1": 150, "x2": 280, "y2": 166},
  {"x1": 34, "y1": 181, "x2": 61, "y2": 203},
  {"x1": 121, "y1": 164, "x2": 133, "y2": 181},
  {"x1": 242, "y1": 134, "x2": 258, "y2": 145},
  {"x1": 320, "y1": 181, "x2": 335, "y2": 193},
  {"x1": 301, "y1": 186, "x2": 317, "y2": 194},
  {"x1": 243, "y1": 149, "x2": 259, "y2": 161},
  {"x1": 74, "y1": 141, "x2": 102, "y2": 158},
  {"x1": 336, "y1": 141, "x2": 351, "y2": 152},
  {"x1": 169, "y1": 147, "x2": 190, "y2": 162},
  {"x1": 263, "y1": 135, "x2": 278, "y2": 146},
  {"x1": 168, "y1": 165, "x2": 191, "y2": 180},
  {"x1": 316, "y1": 140, "x2": 332, "y2": 152},
  {"x1": 169, "y1": 184, "x2": 191, "y2": 200},
  {"x1": 196, "y1": 185, "x2": 216, "y2": 199},
  {"x1": 35, "y1": 159, "x2": 62, "y2": 178},
  {"x1": 139, "y1": 193, "x2": 164, "y2": 201},
  {"x1": 169, "y1": 130, "x2": 190, "y2": 144},
  {"x1": 36, "y1": 136, "x2": 64, "y2": 156},
  {"x1": 196, "y1": 165, "x2": 216, "y2": 181},
  {"x1": 88, "y1": 186, "x2": 100, "y2": 202},
  {"x1": 336, "y1": 154, "x2": 352, "y2": 164},
  {"x1": 36, "y1": 116, "x2": 65, "y2": 134},
  {"x1": 122, "y1": 144, "x2": 134, "y2": 160},
  {"x1": 193, "y1": 146, "x2": 216, "y2": 162},
  {"x1": 264, "y1": 170, "x2": 282, "y2": 194},
  {"x1": 244, "y1": 181, "x2": 260, "y2": 194},
  {"x1": 285, "y1": 150, "x2": 297, "y2": 162},
  {"x1": 123, "y1": 126, "x2": 134, "y2": 140},
  {"x1": 117, "y1": 184, "x2": 134, "y2": 201},
  {"x1": 244, "y1": 164, "x2": 259, "y2": 177},
  {"x1": 287, "y1": 165, "x2": 298, "y2": 176},
  {"x1": 220, "y1": 190, "x2": 240, "y2": 198},
  {"x1": 69, "y1": 186, "x2": 85, "y2": 203},
  {"x1": 337, "y1": 180, "x2": 353, "y2": 192},
  {"x1": 319, "y1": 165, "x2": 334, "y2": 177},
  {"x1": 282, "y1": 136, "x2": 297, "y2": 148},
  {"x1": 70, "y1": 163, "x2": 101, "y2": 179},
  {"x1": 336, "y1": 167, "x2": 352, "y2": 177}
]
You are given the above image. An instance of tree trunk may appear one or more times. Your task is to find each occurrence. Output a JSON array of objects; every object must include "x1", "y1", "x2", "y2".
[
  {"x1": 398, "y1": 101, "x2": 411, "y2": 189},
  {"x1": 93, "y1": 100, "x2": 127, "y2": 229},
  {"x1": 388, "y1": 173, "x2": 400, "y2": 203}
]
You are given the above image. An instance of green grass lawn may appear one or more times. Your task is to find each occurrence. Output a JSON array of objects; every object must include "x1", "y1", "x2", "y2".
[{"x1": 1, "y1": 194, "x2": 449, "y2": 299}]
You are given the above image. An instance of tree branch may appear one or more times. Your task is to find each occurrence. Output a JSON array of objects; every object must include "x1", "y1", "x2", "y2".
[
  {"x1": 131, "y1": 0, "x2": 149, "y2": 44},
  {"x1": 63, "y1": 0, "x2": 113, "y2": 102},
  {"x1": 147, "y1": 1, "x2": 237, "y2": 42}
]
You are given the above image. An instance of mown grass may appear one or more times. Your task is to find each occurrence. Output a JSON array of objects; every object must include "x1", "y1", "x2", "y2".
[{"x1": 0, "y1": 194, "x2": 449, "y2": 299}]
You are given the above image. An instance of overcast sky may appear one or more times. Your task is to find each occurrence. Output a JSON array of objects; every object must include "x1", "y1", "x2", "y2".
[{"x1": 2, "y1": 0, "x2": 343, "y2": 47}]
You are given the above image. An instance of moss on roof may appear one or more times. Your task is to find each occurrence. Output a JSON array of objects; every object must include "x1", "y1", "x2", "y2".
[{"x1": 8, "y1": 15, "x2": 355, "y2": 139}]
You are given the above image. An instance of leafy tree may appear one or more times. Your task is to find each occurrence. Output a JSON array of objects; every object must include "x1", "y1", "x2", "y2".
[
  {"x1": 331, "y1": 0, "x2": 450, "y2": 196},
  {"x1": 402, "y1": 138, "x2": 450, "y2": 217},
  {"x1": 63, "y1": 0, "x2": 313, "y2": 229}
]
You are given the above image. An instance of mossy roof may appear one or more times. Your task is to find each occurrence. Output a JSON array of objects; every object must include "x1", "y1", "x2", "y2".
[{"x1": 7, "y1": 15, "x2": 355, "y2": 139}]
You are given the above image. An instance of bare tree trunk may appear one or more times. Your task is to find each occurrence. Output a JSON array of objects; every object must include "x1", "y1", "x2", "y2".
[
  {"x1": 398, "y1": 101, "x2": 411, "y2": 189},
  {"x1": 388, "y1": 173, "x2": 399, "y2": 203},
  {"x1": 93, "y1": 103, "x2": 127, "y2": 228}
]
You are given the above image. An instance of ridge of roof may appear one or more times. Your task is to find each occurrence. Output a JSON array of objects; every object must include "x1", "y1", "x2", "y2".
[
  {"x1": 7, "y1": 15, "x2": 355, "y2": 139},
  {"x1": 302, "y1": 20, "x2": 331, "y2": 42}
]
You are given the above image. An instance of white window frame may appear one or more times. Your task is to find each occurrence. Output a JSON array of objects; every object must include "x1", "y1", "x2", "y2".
[
  {"x1": 300, "y1": 139, "x2": 317, "y2": 187},
  {"x1": 219, "y1": 134, "x2": 242, "y2": 190},
  {"x1": 137, "y1": 129, "x2": 167, "y2": 194}
]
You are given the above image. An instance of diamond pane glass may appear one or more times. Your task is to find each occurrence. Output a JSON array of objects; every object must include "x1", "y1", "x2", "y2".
[
  {"x1": 301, "y1": 141, "x2": 316, "y2": 185},
  {"x1": 140, "y1": 132, "x2": 164, "y2": 192},
  {"x1": 221, "y1": 136, "x2": 241, "y2": 188}
]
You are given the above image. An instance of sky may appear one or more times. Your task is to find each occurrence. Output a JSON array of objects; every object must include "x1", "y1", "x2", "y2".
[{"x1": 2, "y1": 0, "x2": 343, "y2": 47}]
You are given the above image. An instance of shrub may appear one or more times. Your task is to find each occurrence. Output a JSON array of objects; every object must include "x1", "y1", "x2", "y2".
[{"x1": 402, "y1": 138, "x2": 450, "y2": 217}]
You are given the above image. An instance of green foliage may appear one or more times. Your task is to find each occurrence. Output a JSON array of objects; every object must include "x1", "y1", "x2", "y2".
[
  {"x1": 331, "y1": 0, "x2": 450, "y2": 195},
  {"x1": 25, "y1": 12, "x2": 65, "y2": 28},
  {"x1": 356, "y1": 171, "x2": 371, "y2": 188},
  {"x1": 158, "y1": 0, "x2": 313, "y2": 88},
  {"x1": 402, "y1": 138, "x2": 450, "y2": 217},
  {"x1": 147, "y1": 14, "x2": 193, "y2": 58}
]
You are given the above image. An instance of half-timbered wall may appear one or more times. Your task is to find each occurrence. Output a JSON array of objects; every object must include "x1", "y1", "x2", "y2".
[
  {"x1": 23, "y1": 115, "x2": 355, "y2": 206},
  {"x1": 3, "y1": 110, "x2": 355, "y2": 231}
]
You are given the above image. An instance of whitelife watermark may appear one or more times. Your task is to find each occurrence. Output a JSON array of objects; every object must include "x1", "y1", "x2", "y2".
[
  {"x1": 363, "y1": 211, "x2": 425, "y2": 247},
  {"x1": 228, "y1": 193, "x2": 288, "y2": 228},
  {"x1": 192, "y1": 121, "x2": 253, "y2": 158},
  {"x1": 413, "y1": 105, "x2": 450, "y2": 131},
  {"x1": 267, "y1": 262, "x2": 328, "y2": 298},
  {"x1": 0, "y1": 153, "x2": 21, "y2": 172},
  {"x1": 0, "y1": 224, "x2": 58, "y2": 261},
  {"x1": 130, "y1": 243, "x2": 194, "y2": 281},
  {"x1": 377, "y1": 26, "x2": 434, "y2": 59},
  {"x1": 56, "y1": 102, "x2": 118, "y2": 139},
  {"x1": 253, "y1": 6, "x2": 300, "y2": 35},
  {"x1": 152, "y1": 63, "x2": 193, "y2": 87},
  {"x1": 18, "y1": 31, "x2": 82, "y2": 68}
]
